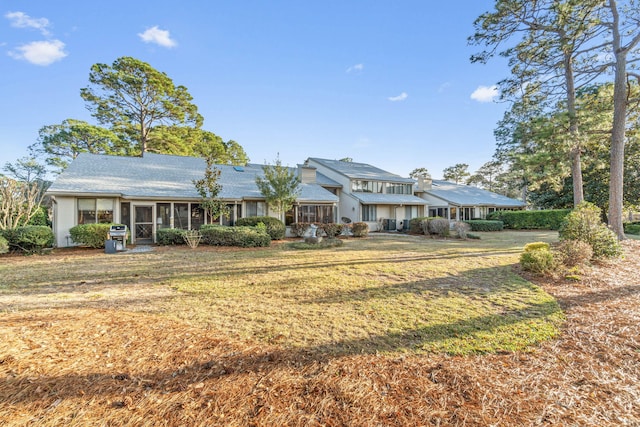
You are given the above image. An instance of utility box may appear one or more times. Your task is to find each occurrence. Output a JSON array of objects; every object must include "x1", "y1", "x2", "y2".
[
  {"x1": 107, "y1": 224, "x2": 128, "y2": 252},
  {"x1": 383, "y1": 219, "x2": 396, "y2": 231}
]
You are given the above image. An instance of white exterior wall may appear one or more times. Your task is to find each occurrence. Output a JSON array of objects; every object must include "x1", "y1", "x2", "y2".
[{"x1": 52, "y1": 196, "x2": 77, "y2": 247}]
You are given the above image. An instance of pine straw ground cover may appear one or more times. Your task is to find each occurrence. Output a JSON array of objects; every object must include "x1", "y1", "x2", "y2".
[{"x1": 0, "y1": 232, "x2": 638, "y2": 426}]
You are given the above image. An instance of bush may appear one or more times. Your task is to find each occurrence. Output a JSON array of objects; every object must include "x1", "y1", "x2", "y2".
[
  {"x1": 453, "y1": 221, "x2": 471, "y2": 239},
  {"x1": 69, "y1": 223, "x2": 115, "y2": 248},
  {"x1": 288, "y1": 238, "x2": 344, "y2": 250},
  {"x1": 554, "y1": 240, "x2": 593, "y2": 267},
  {"x1": 488, "y1": 209, "x2": 571, "y2": 230},
  {"x1": 157, "y1": 228, "x2": 187, "y2": 245},
  {"x1": 464, "y1": 220, "x2": 504, "y2": 232},
  {"x1": 27, "y1": 206, "x2": 50, "y2": 226},
  {"x1": 559, "y1": 202, "x2": 622, "y2": 259},
  {"x1": 3, "y1": 225, "x2": 54, "y2": 253},
  {"x1": 409, "y1": 217, "x2": 429, "y2": 234},
  {"x1": 319, "y1": 223, "x2": 344, "y2": 238},
  {"x1": 428, "y1": 218, "x2": 450, "y2": 237},
  {"x1": 0, "y1": 235, "x2": 8, "y2": 254},
  {"x1": 520, "y1": 248, "x2": 556, "y2": 274},
  {"x1": 523, "y1": 242, "x2": 551, "y2": 252},
  {"x1": 200, "y1": 225, "x2": 271, "y2": 247},
  {"x1": 623, "y1": 223, "x2": 640, "y2": 235},
  {"x1": 235, "y1": 216, "x2": 285, "y2": 240},
  {"x1": 289, "y1": 223, "x2": 310, "y2": 237},
  {"x1": 351, "y1": 222, "x2": 369, "y2": 237}
]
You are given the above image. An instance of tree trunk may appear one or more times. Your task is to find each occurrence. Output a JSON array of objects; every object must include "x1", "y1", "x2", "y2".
[
  {"x1": 608, "y1": 53, "x2": 627, "y2": 240},
  {"x1": 564, "y1": 50, "x2": 584, "y2": 206}
]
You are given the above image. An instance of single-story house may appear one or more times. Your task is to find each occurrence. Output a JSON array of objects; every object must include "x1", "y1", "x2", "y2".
[
  {"x1": 414, "y1": 176, "x2": 526, "y2": 221},
  {"x1": 46, "y1": 153, "x2": 339, "y2": 246}
]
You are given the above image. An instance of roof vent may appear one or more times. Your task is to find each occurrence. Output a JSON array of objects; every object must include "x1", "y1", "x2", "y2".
[{"x1": 233, "y1": 166, "x2": 245, "y2": 172}]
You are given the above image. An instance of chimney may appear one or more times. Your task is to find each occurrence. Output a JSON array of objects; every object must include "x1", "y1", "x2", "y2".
[
  {"x1": 417, "y1": 175, "x2": 432, "y2": 191},
  {"x1": 298, "y1": 161, "x2": 317, "y2": 184}
]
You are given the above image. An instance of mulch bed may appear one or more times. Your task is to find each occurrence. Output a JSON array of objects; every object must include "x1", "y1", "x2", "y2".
[{"x1": 1, "y1": 241, "x2": 639, "y2": 426}]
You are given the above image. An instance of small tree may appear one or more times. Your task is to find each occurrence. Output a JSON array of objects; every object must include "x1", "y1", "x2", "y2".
[
  {"x1": 0, "y1": 177, "x2": 44, "y2": 230},
  {"x1": 255, "y1": 156, "x2": 300, "y2": 222},
  {"x1": 193, "y1": 156, "x2": 229, "y2": 223}
]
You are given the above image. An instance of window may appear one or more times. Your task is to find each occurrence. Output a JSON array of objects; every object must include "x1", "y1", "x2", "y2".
[
  {"x1": 246, "y1": 201, "x2": 266, "y2": 217},
  {"x1": 78, "y1": 198, "x2": 114, "y2": 224},
  {"x1": 191, "y1": 204, "x2": 205, "y2": 230},
  {"x1": 429, "y1": 207, "x2": 447, "y2": 218},
  {"x1": 362, "y1": 205, "x2": 377, "y2": 221},
  {"x1": 121, "y1": 202, "x2": 131, "y2": 229},
  {"x1": 174, "y1": 203, "x2": 189, "y2": 229},
  {"x1": 351, "y1": 180, "x2": 382, "y2": 193},
  {"x1": 297, "y1": 205, "x2": 335, "y2": 223},
  {"x1": 386, "y1": 183, "x2": 413, "y2": 195},
  {"x1": 157, "y1": 203, "x2": 171, "y2": 229}
]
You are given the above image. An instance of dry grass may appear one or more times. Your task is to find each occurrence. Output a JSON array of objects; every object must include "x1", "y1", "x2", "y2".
[{"x1": 1, "y1": 231, "x2": 639, "y2": 426}]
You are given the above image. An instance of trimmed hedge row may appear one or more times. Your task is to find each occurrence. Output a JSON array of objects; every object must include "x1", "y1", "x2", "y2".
[
  {"x1": 200, "y1": 225, "x2": 271, "y2": 247},
  {"x1": 1, "y1": 225, "x2": 54, "y2": 253},
  {"x1": 289, "y1": 223, "x2": 345, "y2": 238},
  {"x1": 235, "y1": 216, "x2": 285, "y2": 240},
  {"x1": 464, "y1": 220, "x2": 504, "y2": 232},
  {"x1": 69, "y1": 223, "x2": 120, "y2": 248},
  {"x1": 156, "y1": 228, "x2": 188, "y2": 245},
  {"x1": 487, "y1": 209, "x2": 571, "y2": 230},
  {"x1": 624, "y1": 222, "x2": 640, "y2": 235}
]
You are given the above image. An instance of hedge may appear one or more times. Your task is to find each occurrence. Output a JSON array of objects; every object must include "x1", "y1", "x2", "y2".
[
  {"x1": 624, "y1": 222, "x2": 640, "y2": 235},
  {"x1": 351, "y1": 222, "x2": 369, "y2": 237},
  {"x1": 2, "y1": 225, "x2": 54, "y2": 253},
  {"x1": 487, "y1": 209, "x2": 571, "y2": 230},
  {"x1": 200, "y1": 225, "x2": 271, "y2": 247},
  {"x1": 235, "y1": 216, "x2": 286, "y2": 240},
  {"x1": 157, "y1": 228, "x2": 187, "y2": 245},
  {"x1": 464, "y1": 220, "x2": 504, "y2": 232},
  {"x1": 0, "y1": 234, "x2": 8, "y2": 254},
  {"x1": 69, "y1": 223, "x2": 125, "y2": 248},
  {"x1": 409, "y1": 217, "x2": 429, "y2": 234}
]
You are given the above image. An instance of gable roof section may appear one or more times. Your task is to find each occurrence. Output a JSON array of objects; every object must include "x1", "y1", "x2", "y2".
[
  {"x1": 352, "y1": 193, "x2": 427, "y2": 206},
  {"x1": 308, "y1": 158, "x2": 415, "y2": 184},
  {"x1": 424, "y1": 180, "x2": 525, "y2": 207},
  {"x1": 47, "y1": 153, "x2": 339, "y2": 203}
]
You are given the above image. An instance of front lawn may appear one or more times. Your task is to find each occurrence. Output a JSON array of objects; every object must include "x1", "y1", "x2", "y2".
[{"x1": 0, "y1": 230, "x2": 562, "y2": 355}]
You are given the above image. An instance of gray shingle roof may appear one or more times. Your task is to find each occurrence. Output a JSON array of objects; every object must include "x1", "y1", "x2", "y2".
[
  {"x1": 424, "y1": 180, "x2": 525, "y2": 207},
  {"x1": 47, "y1": 153, "x2": 339, "y2": 203},
  {"x1": 352, "y1": 193, "x2": 427, "y2": 205},
  {"x1": 308, "y1": 158, "x2": 416, "y2": 183}
]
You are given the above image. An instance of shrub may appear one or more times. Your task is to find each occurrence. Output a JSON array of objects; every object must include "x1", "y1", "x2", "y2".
[
  {"x1": 351, "y1": 222, "x2": 369, "y2": 237},
  {"x1": 467, "y1": 233, "x2": 481, "y2": 240},
  {"x1": 290, "y1": 223, "x2": 310, "y2": 237},
  {"x1": 409, "y1": 217, "x2": 429, "y2": 234},
  {"x1": 520, "y1": 248, "x2": 556, "y2": 274},
  {"x1": 523, "y1": 242, "x2": 551, "y2": 252},
  {"x1": 464, "y1": 220, "x2": 504, "y2": 232},
  {"x1": 157, "y1": 228, "x2": 187, "y2": 245},
  {"x1": 623, "y1": 223, "x2": 640, "y2": 235},
  {"x1": 0, "y1": 235, "x2": 8, "y2": 254},
  {"x1": 428, "y1": 218, "x2": 450, "y2": 237},
  {"x1": 4, "y1": 225, "x2": 54, "y2": 253},
  {"x1": 319, "y1": 223, "x2": 344, "y2": 238},
  {"x1": 488, "y1": 209, "x2": 571, "y2": 230},
  {"x1": 200, "y1": 225, "x2": 271, "y2": 247},
  {"x1": 27, "y1": 206, "x2": 50, "y2": 226},
  {"x1": 559, "y1": 202, "x2": 622, "y2": 259},
  {"x1": 453, "y1": 221, "x2": 471, "y2": 239},
  {"x1": 69, "y1": 223, "x2": 114, "y2": 248},
  {"x1": 554, "y1": 240, "x2": 593, "y2": 267},
  {"x1": 288, "y1": 238, "x2": 344, "y2": 250},
  {"x1": 236, "y1": 216, "x2": 285, "y2": 240}
]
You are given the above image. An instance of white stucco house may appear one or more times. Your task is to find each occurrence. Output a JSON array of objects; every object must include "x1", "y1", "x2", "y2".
[{"x1": 45, "y1": 153, "x2": 525, "y2": 247}]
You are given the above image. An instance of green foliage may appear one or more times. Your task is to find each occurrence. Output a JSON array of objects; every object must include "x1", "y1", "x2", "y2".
[
  {"x1": 69, "y1": 223, "x2": 115, "y2": 248},
  {"x1": 255, "y1": 156, "x2": 300, "y2": 221},
  {"x1": 624, "y1": 222, "x2": 640, "y2": 235},
  {"x1": 200, "y1": 225, "x2": 271, "y2": 247},
  {"x1": 3, "y1": 225, "x2": 54, "y2": 253},
  {"x1": 289, "y1": 223, "x2": 310, "y2": 237},
  {"x1": 409, "y1": 217, "x2": 429, "y2": 234},
  {"x1": 80, "y1": 56, "x2": 203, "y2": 154},
  {"x1": 351, "y1": 222, "x2": 369, "y2": 237},
  {"x1": 442, "y1": 163, "x2": 470, "y2": 184},
  {"x1": 319, "y1": 223, "x2": 344, "y2": 238},
  {"x1": 464, "y1": 220, "x2": 504, "y2": 231},
  {"x1": 235, "y1": 216, "x2": 286, "y2": 240},
  {"x1": 554, "y1": 240, "x2": 593, "y2": 268},
  {"x1": 520, "y1": 248, "x2": 556, "y2": 275},
  {"x1": 488, "y1": 209, "x2": 571, "y2": 230},
  {"x1": 287, "y1": 238, "x2": 344, "y2": 250},
  {"x1": 467, "y1": 233, "x2": 481, "y2": 240},
  {"x1": 27, "y1": 206, "x2": 49, "y2": 226},
  {"x1": 409, "y1": 167, "x2": 431, "y2": 179},
  {"x1": 193, "y1": 156, "x2": 229, "y2": 220},
  {"x1": 157, "y1": 228, "x2": 187, "y2": 245},
  {"x1": 523, "y1": 242, "x2": 551, "y2": 252},
  {"x1": 0, "y1": 234, "x2": 8, "y2": 254},
  {"x1": 559, "y1": 202, "x2": 622, "y2": 259}
]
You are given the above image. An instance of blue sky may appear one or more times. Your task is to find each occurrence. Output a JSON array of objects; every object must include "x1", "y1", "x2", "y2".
[{"x1": 1, "y1": 1, "x2": 509, "y2": 179}]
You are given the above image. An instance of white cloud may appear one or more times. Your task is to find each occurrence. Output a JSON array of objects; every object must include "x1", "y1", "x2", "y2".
[
  {"x1": 346, "y1": 63, "x2": 363, "y2": 73},
  {"x1": 138, "y1": 26, "x2": 177, "y2": 48},
  {"x1": 388, "y1": 92, "x2": 408, "y2": 102},
  {"x1": 8, "y1": 40, "x2": 67, "y2": 66},
  {"x1": 5, "y1": 11, "x2": 51, "y2": 36},
  {"x1": 470, "y1": 85, "x2": 499, "y2": 103}
]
